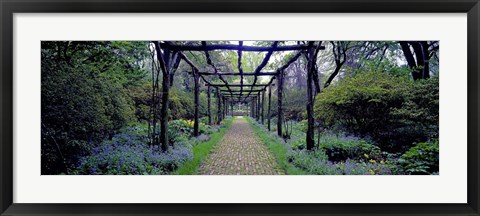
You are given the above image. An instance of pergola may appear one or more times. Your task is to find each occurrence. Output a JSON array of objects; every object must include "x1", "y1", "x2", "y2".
[{"x1": 151, "y1": 41, "x2": 324, "y2": 151}]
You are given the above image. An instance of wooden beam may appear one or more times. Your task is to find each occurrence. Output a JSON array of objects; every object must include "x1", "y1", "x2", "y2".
[
  {"x1": 223, "y1": 94, "x2": 255, "y2": 96},
  {"x1": 160, "y1": 42, "x2": 319, "y2": 52},
  {"x1": 220, "y1": 89, "x2": 264, "y2": 92},
  {"x1": 198, "y1": 72, "x2": 278, "y2": 76},
  {"x1": 245, "y1": 42, "x2": 279, "y2": 100},
  {"x1": 178, "y1": 50, "x2": 222, "y2": 90},
  {"x1": 208, "y1": 83, "x2": 269, "y2": 87},
  {"x1": 201, "y1": 41, "x2": 234, "y2": 97}
]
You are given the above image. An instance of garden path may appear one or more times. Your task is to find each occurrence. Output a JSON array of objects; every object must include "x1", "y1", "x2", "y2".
[{"x1": 198, "y1": 117, "x2": 284, "y2": 175}]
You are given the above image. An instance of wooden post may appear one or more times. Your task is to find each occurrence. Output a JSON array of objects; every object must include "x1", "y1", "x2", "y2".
[
  {"x1": 217, "y1": 89, "x2": 222, "y2": 124},
  {"x1": 250, "y1": 101, "x2": 254, "y2": 117},
  {"x1": 306, "y1": 43, "x2": 315, "y2": 150},
  {"x1": 253, "y1": 98, "x2": 256, "y2": 119},
  {"x1": 193, "y1": 68, "x2": 200, "y2": 137},
  {"x1": 256, "y1": 93, "x2": 260, "y2": 121},
  {"x1": 207, "y1": 85, "x2": 212, "y2": 125},
  {"x1": 153, "y1": 42, "x2": 171, "y2": 151},
  {"x1": 223, "y1": 97, "x2": 227, "y2": 119},
  {"x1": 230, "y1": 102, "x2": 233, "y2": 116},
  {"x1": 277, "y1": 71, "x2": 283, "y2": 137},
  {"x1": 267, "y1": 85, "x2": 272, "y2": 131},
  {"x1": 261, "y1": 90, "x2": 265, "y2": 125}
]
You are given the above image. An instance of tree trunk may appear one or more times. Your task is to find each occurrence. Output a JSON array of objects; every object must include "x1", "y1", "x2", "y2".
[
  {"x1": 399, "y1": 41, "x2": 421, "y2": 80},
  {"x1": 420, "y1": 41, "x2": 430, "y2": 79},
  {"x1": 411, "y1": 42, "x2": 426, "y2": 80},
  {"x1": 324, "y1": 62, "x2": 343, "y2": 88}
]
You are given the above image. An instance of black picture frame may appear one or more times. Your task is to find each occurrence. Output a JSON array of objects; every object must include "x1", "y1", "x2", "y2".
[{"x1": 1, "y1": 0, "x2": 479, "y2": 215}]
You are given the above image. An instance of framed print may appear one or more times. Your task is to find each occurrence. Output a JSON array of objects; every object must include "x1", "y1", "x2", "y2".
[{"x1": 1, "y1": 0, "x2": 479, "y2": 215}]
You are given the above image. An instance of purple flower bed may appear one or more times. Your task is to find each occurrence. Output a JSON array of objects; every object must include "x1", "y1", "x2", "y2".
[{"x1": 77, "y1": 126, "x2": 193, "y2": 175}]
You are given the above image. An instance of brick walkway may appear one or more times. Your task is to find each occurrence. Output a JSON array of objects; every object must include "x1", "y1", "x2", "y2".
[{"x1": 198, "y1": 117, "x2": 284, "y2": 175}]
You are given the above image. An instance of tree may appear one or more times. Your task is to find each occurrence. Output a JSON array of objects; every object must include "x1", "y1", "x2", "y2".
[
  {"x1": 399, "y1": 41, "x2": 438, "y2": 80},
  {"x1": 324, "y1": 41, "x2": 350, "y2": 88}
]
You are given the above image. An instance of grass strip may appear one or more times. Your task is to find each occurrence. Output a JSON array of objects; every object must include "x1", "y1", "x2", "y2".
[
  {"x1": 246, "y1": 117, "x2": 307, "y2": 175},
  {"x1": 175, "y1": 117, "x2": 234, "y2": 175}
]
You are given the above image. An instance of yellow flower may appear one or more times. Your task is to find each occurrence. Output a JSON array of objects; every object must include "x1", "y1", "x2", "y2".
[
  {"x1": 369, "y1": 159, "x2": 376, "y2": 163},
  {"x1": 380, "y1": 160, "x2": 385, "y2": 164},
  {"x1": 363, "y1": 153, "x2": 369, "y2": 159},
  {"x1": 369, "y1": 169, "x2": 375, "y2": 175}
]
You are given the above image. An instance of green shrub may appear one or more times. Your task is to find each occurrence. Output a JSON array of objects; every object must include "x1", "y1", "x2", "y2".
[
  {"x1": 315, "y1": 71, "x2": 439, "y2": 152},
  {"x1": 319, "y1": 135, "x2": 382, "y2": 162},
  {"x1": 315, "y1": 71, "x2": 406, "y2": 137},
  {"x1": 397, "y1": 140, "x2": 439, "y2": 175}
]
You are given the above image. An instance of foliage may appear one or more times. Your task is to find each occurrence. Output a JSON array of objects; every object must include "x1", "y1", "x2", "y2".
[
  {"x1": 169, "y1": 88, "x2": 195, "y2": 120},
  {"x1": 287, "y1": 150, "x2": 392, "y2": 175},
  {"x1": 315, "y1": 71, "x2": 439, "y2": 152},
  {"x1": 349, "y1": 55, "x2": 411, "y2": 78},
  {"x1": 336, "y1": 159, "x2": 392, "y2": 175},
  {"x1": 315, "y1": 71, "x2": 406, "y2": 136},
  {"x1": 396, "y1": 140, "x2": 439, "y2": 175},
  {"x1": 391, "y1": 77, "x2": 440, "y2": 138},
  {"x1": 41, "y1": 41, "x2": 149, "y2": 174},
  {"x1": 169, "y1": 119, "x2": 212, "y2": 139},
  {"x1": 127, "y1": 82, "x2": 158, "y2": 122},
  {"x1": 284, "y1": 89, "x2": 307, "y2": 121},
  {"x1": 287, "y1": 150, "x2": 341, "y2": 175},
  {"x1": 319, "y1": 134, "x2": 382, "y2": 162}
]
